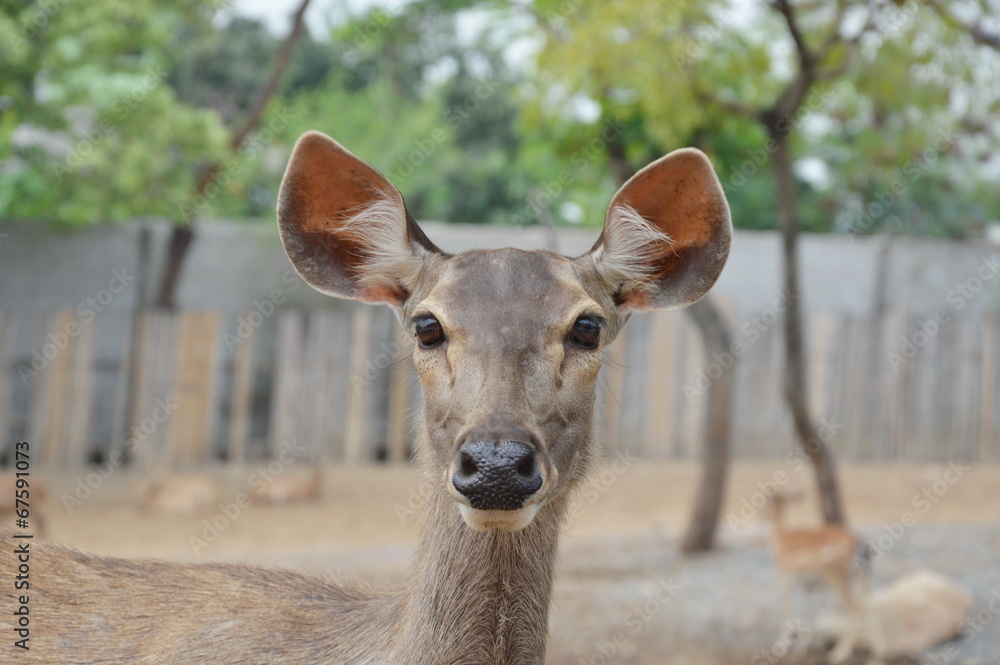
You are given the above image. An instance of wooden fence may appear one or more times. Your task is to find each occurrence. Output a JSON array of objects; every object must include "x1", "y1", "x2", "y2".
[{"x1": 0, "y1": 305, "x2": 996, "y2": 469}]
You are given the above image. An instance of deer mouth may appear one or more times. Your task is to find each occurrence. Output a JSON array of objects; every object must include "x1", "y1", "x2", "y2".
[{"x1": 457, "y1": 503, "x2": 542, "y2": 531}]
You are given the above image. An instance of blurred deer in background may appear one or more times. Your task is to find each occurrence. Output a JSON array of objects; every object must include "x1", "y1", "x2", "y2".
[
  {"x1": 134, "y1": 460, "x2": 219, "y2": 515},
  {"x1": 137, "y1": 472, "x2": 220, "y2": 515},
  {"x1": 251, "y1": 465, "x2": 323, "y2": 506},
  {"x1": 0, "y1": 130, "x2": 731, "y2": 664},
  {"x1": 769, "y1": 492, "x2": 883, "y2": 663}
]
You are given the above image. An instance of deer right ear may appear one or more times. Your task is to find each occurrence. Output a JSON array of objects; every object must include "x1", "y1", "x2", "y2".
[
  {"x1": 277, "y1": 131, "x2": 443, "y2": 306},
  {"x1": 589, "y1": 148, "x2": 732, "y2": 311}
]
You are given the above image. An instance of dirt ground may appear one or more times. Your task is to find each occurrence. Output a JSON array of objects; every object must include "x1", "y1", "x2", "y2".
[{"x1": 27, "y1": 460, "x2": 1000, "y2": 664}]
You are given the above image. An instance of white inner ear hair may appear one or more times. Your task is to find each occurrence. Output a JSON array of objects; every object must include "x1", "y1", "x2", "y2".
[
  {"x1": 594, "y1": 204, "x2": 675, "y2": 295},
  {"x1": 338, "y1": 198, "x2": 427, "y2": 294}
]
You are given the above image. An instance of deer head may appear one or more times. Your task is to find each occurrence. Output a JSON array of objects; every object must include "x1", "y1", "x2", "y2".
[{"x1": 278, "y1": 131, "x2": 730, "y2": 532}]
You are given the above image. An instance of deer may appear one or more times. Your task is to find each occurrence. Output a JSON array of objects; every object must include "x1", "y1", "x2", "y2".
[
  {"x1": 138, "y1": 472, "x2": 221, "y2": 515},
  {"x1": 0, "y1": 130, "x2": 731, "y2": 664},
  {"x1": 251, "y1": 465, "x2": 323, "y2": 506},
  {"x1": 768, "y1": 492, "x2": 884, "y2": 663},
  {"x1": 131, "y1": 458, "x2": 220, "y2": 515}
]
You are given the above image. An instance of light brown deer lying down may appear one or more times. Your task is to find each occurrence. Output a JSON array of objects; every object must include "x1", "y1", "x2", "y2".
[
  {"x1": 0, "y1": 472, "x2": 47, "y2": 538},
  {"x1": 769, "y1": 492, "x2": 883, "y2": 663},
  {"x1": 138, "y1": 472, "x2": 221, "y2": 515},
  {"x1": 818, "y1": 570, "x2": 971, "y2": 659},
  {"x1": 251, "y1": 465, "x2": 323, "y2": 506},
  {"x1": 0, "y1": 131, "x2": 731, "y2": 664}
]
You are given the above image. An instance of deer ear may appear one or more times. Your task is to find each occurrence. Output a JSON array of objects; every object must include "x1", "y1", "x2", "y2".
[
  {"x1": 277, "y1": 131, "x2": 443, "y2": 306},
  {"x1": 589, "y1": 148, "x2": 732, "y2": 311}
]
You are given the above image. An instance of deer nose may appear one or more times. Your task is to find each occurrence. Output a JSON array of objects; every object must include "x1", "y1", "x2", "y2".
[{"x1": 452, "y1": 440, "x2": 543, "y2": 510}]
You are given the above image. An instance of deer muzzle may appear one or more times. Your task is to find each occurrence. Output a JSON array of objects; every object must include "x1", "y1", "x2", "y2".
[{"x1": 451, "y1": 440, "x2": 543, "y2": 511}]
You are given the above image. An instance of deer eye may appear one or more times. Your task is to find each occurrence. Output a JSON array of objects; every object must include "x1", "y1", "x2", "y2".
[
  {"x1": 414, "y1": 315, "x2": 445, "y2": 349},
  {"x1": 567, "y1": 316, "x2": 602, "y2": 350}
]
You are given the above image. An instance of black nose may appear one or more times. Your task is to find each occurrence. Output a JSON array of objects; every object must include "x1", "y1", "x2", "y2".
[{"x1": 452, "y1": 440, "x2": 543, "y2": 510}]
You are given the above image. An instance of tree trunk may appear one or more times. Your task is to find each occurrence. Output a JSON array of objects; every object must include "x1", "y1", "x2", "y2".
[
  {"x1": 155, "y1": 224, "x2": 195, "y2": 310},
  {"x1": 770, "y1": 129, "x2": 845, "y2": 525},
  {"x1": 607, "y1": 137, "x2": 634, "y2": 187},
  {"x1": 528, "y1": 186, "x2": 559, "y2": 253},
  {"x1": 681, "y1": 296, "x2": 734, "y2": 553},
  {"x1": 608, "y1": 141, "x2": 735, "y2": 551}
]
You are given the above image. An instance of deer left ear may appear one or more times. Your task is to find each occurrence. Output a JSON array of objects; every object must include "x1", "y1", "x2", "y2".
[{"x1": 588, "y1": 148, "x2": 732, "y2": 311}]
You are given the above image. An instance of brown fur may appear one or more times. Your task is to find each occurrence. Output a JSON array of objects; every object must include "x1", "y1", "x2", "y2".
[
  {"x1": 0, "y1": 130, "x2": 731, "y2": 664},
  {"x1": 769, "y1": 493, "x2": 881, "y2": 663},
  {"x1": 770, "y1": 493, "x2": 861, "y2": 606},
  {"x1": 820, "y1": 570, "x2": 971, "y2": 657}
]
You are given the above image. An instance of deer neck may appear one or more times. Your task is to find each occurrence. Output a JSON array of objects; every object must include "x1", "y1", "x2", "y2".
[{"x1": 393, "y1": 467, "x2": 566, "y2": 665}]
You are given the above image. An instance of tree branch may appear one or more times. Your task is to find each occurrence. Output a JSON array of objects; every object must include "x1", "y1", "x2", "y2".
[
  {"x1": 768, "y1": 0, "x2": 821, "y2": 124},
  {"x1": 193, "y1": 0, "x2": 313, "y2": 196},
  {"x1": 158, "y1": 0, "x2": 314, "y2": 309},
  {"x1": 768, "y1": 0, "x2": 864, "y2": 129},
  {"x1": 501, "y1": 0, "x2": 561, "y2": 39},
  {"x1": 926, "y1": 0, "x2": 1000, "y2": 50},
  {"x1": 814, "y1": 0, "x2": 849, "y2": 62},
  {"x1": 230, "y1": 0, "x2": 313, "y2": 150},
  {"x1": 774, "y1": 0, "x2": 816, "y2": 74},
  {"x1": 695, "y1": 90, "x2": 762, "y2": 121}
]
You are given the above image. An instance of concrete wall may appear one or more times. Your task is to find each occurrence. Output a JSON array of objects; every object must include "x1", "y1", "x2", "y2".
[{"x1": 1, "y1": 220, "x2": 998, "y2": 320}]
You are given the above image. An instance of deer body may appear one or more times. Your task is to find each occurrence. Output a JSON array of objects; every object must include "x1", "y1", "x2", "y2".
[
  {"x1": 252, "y1": 466, "x2": 323, "y2": 505},
  {"x1": 1, "y1": 131, "x2": 731, "y2": 663},
  {"x1": 769, "y1": 493, "x2": 882, "y2": 663},
  {"x1": 4, "y1": 483, "x2": 557, "y2": 664},
  {"x1": 139, "y1": 473, "x2": 220, "y2": 515}
]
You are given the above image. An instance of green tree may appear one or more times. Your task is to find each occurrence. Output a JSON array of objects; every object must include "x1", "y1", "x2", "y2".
[
  {"x1": 0, "y1": 0, "x2": 230, "y2": 226},
  {"x1": 516, "y1": 0, "x2": 1000, "y2": 534}
]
